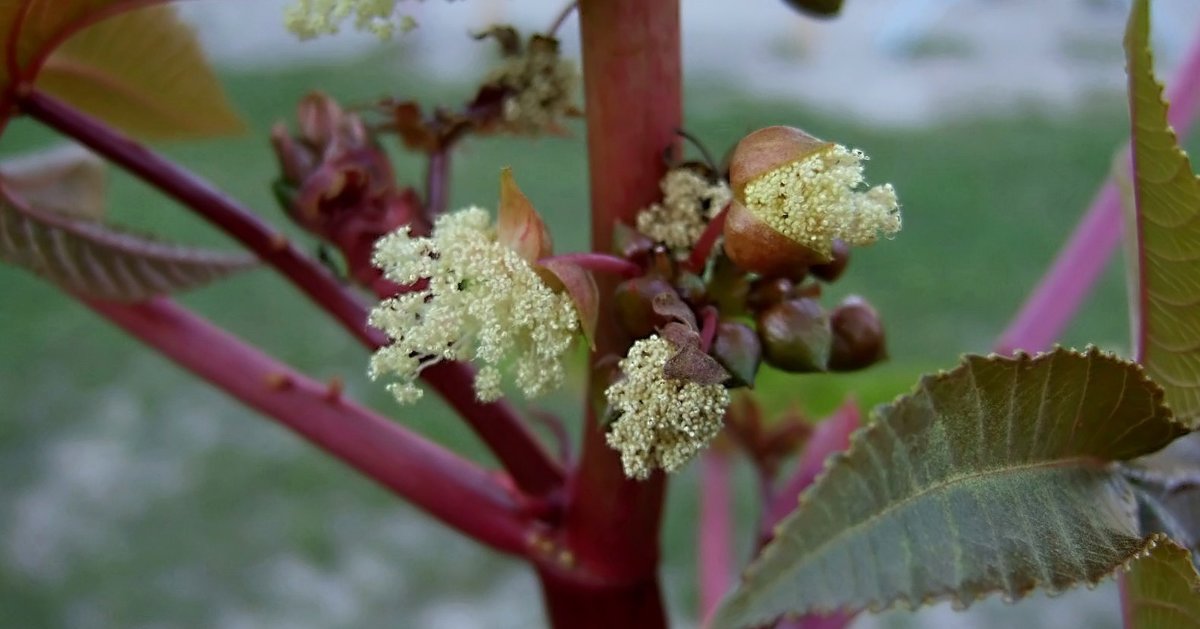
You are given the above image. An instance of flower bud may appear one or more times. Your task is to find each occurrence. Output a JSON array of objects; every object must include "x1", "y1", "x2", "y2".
[
  {"x1": 723, "y1": 200, "x2": 818, "y2": 278},
  {"x1": 712, "y1": 321, "x2": 762, "y2": 387},
  {"x1": 746, "y1": 277, "x2": 795, "y2": 313},
  {"x1": 614, "y1": 277, "x2": 678, "y2": 338},
  {"x1": 828, "y1": 296, "x2": 887, "y2": 372},
  {"x1": 724, "y1": 125, "x2": 900, "y2": 274},
  {"x1": 757, "y1": 298, "x2": 831, "y2": 373},
  {"x1": 810, "y1": 238, "x2": 851, "y2": 283},
  {"x1": 674, "y1": 272, "x2": 707, "y2": 305}
]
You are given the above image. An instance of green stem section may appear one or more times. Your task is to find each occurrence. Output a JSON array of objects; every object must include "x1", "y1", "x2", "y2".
[{"x1": 538, "y1": 0, "x2": 681, "y2": 626}]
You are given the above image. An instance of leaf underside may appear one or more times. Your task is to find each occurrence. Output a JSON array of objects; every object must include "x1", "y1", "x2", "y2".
[
  {"x1": 1127, "y1": 0, "x2": 1200, "y2": 428},
  {"x1": 713, "y1": 348, "x2": 1185, "y2": 629},
  {"x1": 1124, "y1": 538, "x2": 1200, "y2": 629},
  {"x1": 0, "y1": 187, "x2": 255, "y2": 301}
]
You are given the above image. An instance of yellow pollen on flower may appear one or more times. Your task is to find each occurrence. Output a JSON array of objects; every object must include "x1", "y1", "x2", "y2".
[
  {"x1": 741, "y1": 144, "x2": 901, "y2": 259},
  {"x1": 368, "y1": 207, "x2": 579, "y2": 404},
  {"x1": 605, "y1": 336, "x2": 731, "y2": 480},
  {"x1": 284, "y1": 0, "x2": 413, "y2": 40},
  {"x1": 635, "y1": 168, "x2": 732, "y2": 254}
]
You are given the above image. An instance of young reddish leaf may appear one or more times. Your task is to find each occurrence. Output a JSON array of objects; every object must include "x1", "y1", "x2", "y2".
[
  {"x1": 651, "y1": 290, "x2": 698, "y2": 330},
  {"x1": 1126, "y1": 0, "x2": 1200, "y2": 428},
  {"x1": 0, "y1": 183, "x2": 255, "y2": 301},
  {"x1": 31, "y1": 5, "x2": 244, "y2": 139},
  {"x1": 497, "y1": 167, "x2": 552, "y2": 263},
  {"x1": 661, "y1": 321, "x2": 729, "y2": 385},
  {"x1": 537, "y1": 257, "x2": 599, "y2": 348},
  {"x1": 714, "y1": 348, "x2": 1187, "y2": 629},
  {"x1": 1124, "y1": 538, "x2": 1200, "y2": 629},
  {"x1": 0, "y1": 143, "x2": 105, "y2": 220}
]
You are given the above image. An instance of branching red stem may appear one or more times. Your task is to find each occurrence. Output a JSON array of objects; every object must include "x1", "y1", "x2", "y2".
[
  {"x1": 996, "y1": 23, "x2": 1200, "y2": 354},
  {"x1": 540, "y1": 252, "x2": 642, "y2": 278},
  {"x1": 424, "y1": 149, "x2": 451, "y2": 220},
  {"x1": 21, "y1": 89, "x2": 565, "y2": 496},
  {"x1": 85, "y1": 296, "x2": 530, "y2": 554},
  {"x1": 699, "y1": 450, "x2": 734, "y2": 624}
]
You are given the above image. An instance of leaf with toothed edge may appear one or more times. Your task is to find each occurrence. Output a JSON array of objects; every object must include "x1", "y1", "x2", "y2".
[
  {"x1": 0, "y1": 184, "x2": 255, "y2": 301},
  {"x1": 1124, "y1": 537, "x2": 1200, "y2": 629},
  {"x1": 1126, "y1": 0, "x2": 1200, "y2": 428},
  {"x1": 712, "y1": 348, "x2": 1187, "y2": 629}
]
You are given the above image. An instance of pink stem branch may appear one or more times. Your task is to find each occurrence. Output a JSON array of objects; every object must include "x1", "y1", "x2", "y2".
[
  {"x1": 540, "y1": 252, "x2": 643, "y2": 278},
  {"x1": 20, "y1": 89, "x2": 565, "y2": 496},
  {"x1": 687, "y1": 204, "x2": 729, "y2": 273},
  {"x1": 85, "y1": 296, "x2": 530, "y2": 555},
  {"x1": 995, "y1": 24, "x2": 1200, "y2": 354},
  {"x1": 699, "y1": 449, "x2": 734, "y2": 624},
  {"x1": 699, "y1": 305, "x2": 718, "y2": 352},
  {"x1": 761, "y1": 401, "x2": 860, "y2": 545}
]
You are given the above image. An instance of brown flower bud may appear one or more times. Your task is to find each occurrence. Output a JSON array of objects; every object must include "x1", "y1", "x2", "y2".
[
  {"x1": 747, "y1": 277, "x2": 795, "y2": 313},
  {"x1": 828, "y1": 296, "x2": 887, "y2": 372},
  {"x1": 810, "y1": 238, "x2": 851, "y2": 283},
  {"x1": 757, "y1": 297, "x2": 831, "y2": 373},
  {"x1": 614, "y1": 277, "x2": 678, "y2": 338},
  {"x1": 712, "y1": 321, "x2": 762, "y2": 387},
  {"x1": 724, "y1": 125, "x2": 901, "y2": 274},
  {"x1": 674, "y1": 271, "x2": 707, "y2": 305},
  {"x1": 723, "y1": 200, "x2": 819, "y2": 278}
]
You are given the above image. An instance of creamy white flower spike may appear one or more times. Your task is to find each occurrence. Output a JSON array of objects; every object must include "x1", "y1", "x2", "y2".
[
  {"x1": 605, "y1": 335, "x2": 731, "y2": 480},
  {"x1": 368, "y1": 207, "x2": 579, "y2": 404},
  {"x1": 285, "y1": 0, "x2": 416, "y2": 40},
  {"x1": 741, "y1": 144, "x2": 900, "y2": 259},
  {"x1": 635, "y1": 169, "x2": 732, "y2": 253}
]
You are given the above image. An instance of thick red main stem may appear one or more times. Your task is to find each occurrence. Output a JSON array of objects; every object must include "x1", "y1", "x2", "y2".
[{"x1": 538, "y1": 0, "x2": 681, "y2": 626}]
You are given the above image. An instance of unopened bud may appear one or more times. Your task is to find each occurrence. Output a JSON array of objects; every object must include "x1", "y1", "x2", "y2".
[
  {"x1": 757, "y1": 298, "x2": 831, "y2": 373},
  {"x1": 810, "y1": 239, "x2": 850, "y2": 283},
  {"x1": 828, "y1": 296, "x2": 886, "y2": 372},
  {"x1": 712, "y1": 321, "x2": 762, "y2": 387}
]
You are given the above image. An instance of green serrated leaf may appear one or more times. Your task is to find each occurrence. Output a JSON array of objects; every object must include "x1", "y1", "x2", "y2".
[
  {"x1": 1126, "y1": 0, "x2": 1200, "y2": 428},
  {"x1": 1124, "y1": 537, "x2": 1200, "y2": 629},
  {"x1": 0, "y1": 184, "x2": 255, "y2": 301},
  {"x1": 713, "y1": 348, "x2": 1186, "y2": 629}
]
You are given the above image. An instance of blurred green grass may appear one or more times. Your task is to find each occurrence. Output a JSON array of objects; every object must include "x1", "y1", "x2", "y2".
[{"x1": 0, "y1": 52, "x2": 1157, "y2": 627}]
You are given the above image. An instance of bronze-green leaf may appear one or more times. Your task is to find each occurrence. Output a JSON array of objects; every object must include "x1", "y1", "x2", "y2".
[
  {"x1": 713, "y1": 348, "x2": 1186, "y2": 629},
  {"x1": 1124, "y1": 538, "x2": 1200, "y2": 629},
  {"x1": 34, "y1": 5, "x2": 244, "y2": 139},
  {"x1": 1126, "y1": 0, "x2": 1200, "y2": 427},
  {"x1": 0, "y1": 184, "x2": 255, "y2": 301}
]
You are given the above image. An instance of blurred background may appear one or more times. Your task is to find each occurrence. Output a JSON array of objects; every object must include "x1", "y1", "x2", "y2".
[{"x1": 2, "y1": 0, "x2": 1199, "y2": 626}]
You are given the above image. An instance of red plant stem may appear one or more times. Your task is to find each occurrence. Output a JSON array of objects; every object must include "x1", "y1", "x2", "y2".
[
  {"x1": 20, "y1": 89, "x2": 565, "y2": 496},
  {"x1": 543, "y1": 0, "x2": 681, "y2": 625},
  {"x1": 424, "y1": 149, "x2": 451, "y2": 219},
  {"x1": 760, "y1": 401, "x2": 860, "y2": 545},
  {"x1": 85, "y1": 296, "x2": 530, "y2": 555},
  {"x1": 995, "y1": 24, "x2": 1200, "y2": 354},
  {"x1": 756, "y1": 402, "x2": 860, "y2": 629},
  {"x1": 699, "y1": 305, "x2": 719, "y2": 353},
  {"x1": 699, "y1": 450, "x2": 734, "y2": 624},
  {"x1": 540, "y1": 252, "x2": 642, "y2": 278},
  {"x1": 687, "y1": 203, "x2": 729, "y2": 273}
]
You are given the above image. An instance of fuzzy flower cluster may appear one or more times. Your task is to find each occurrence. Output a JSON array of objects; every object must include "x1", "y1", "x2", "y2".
[
  {"x1": 487, "y1": 37, "x2": 578, "y2": 133},
  {"x1": 605, "y1": 336, "x2": 731, "y2": 480},
  {"x1": 284, "y1": 0, "x2": 417, "y2": 39},
  {"x1": 742, "y1": 145, "x2": 901, "y2": 259},
  {"x1": 368, "y1": 208, "x2": 579, "y2": 404},
  {"x1": 635, "y1": 169, "x2": 733, "y2": 253}
]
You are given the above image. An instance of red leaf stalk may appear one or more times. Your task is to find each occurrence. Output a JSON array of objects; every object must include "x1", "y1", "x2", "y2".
[{"x1": 85, "y1": 296, "x2": 530, "y2": 554}]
